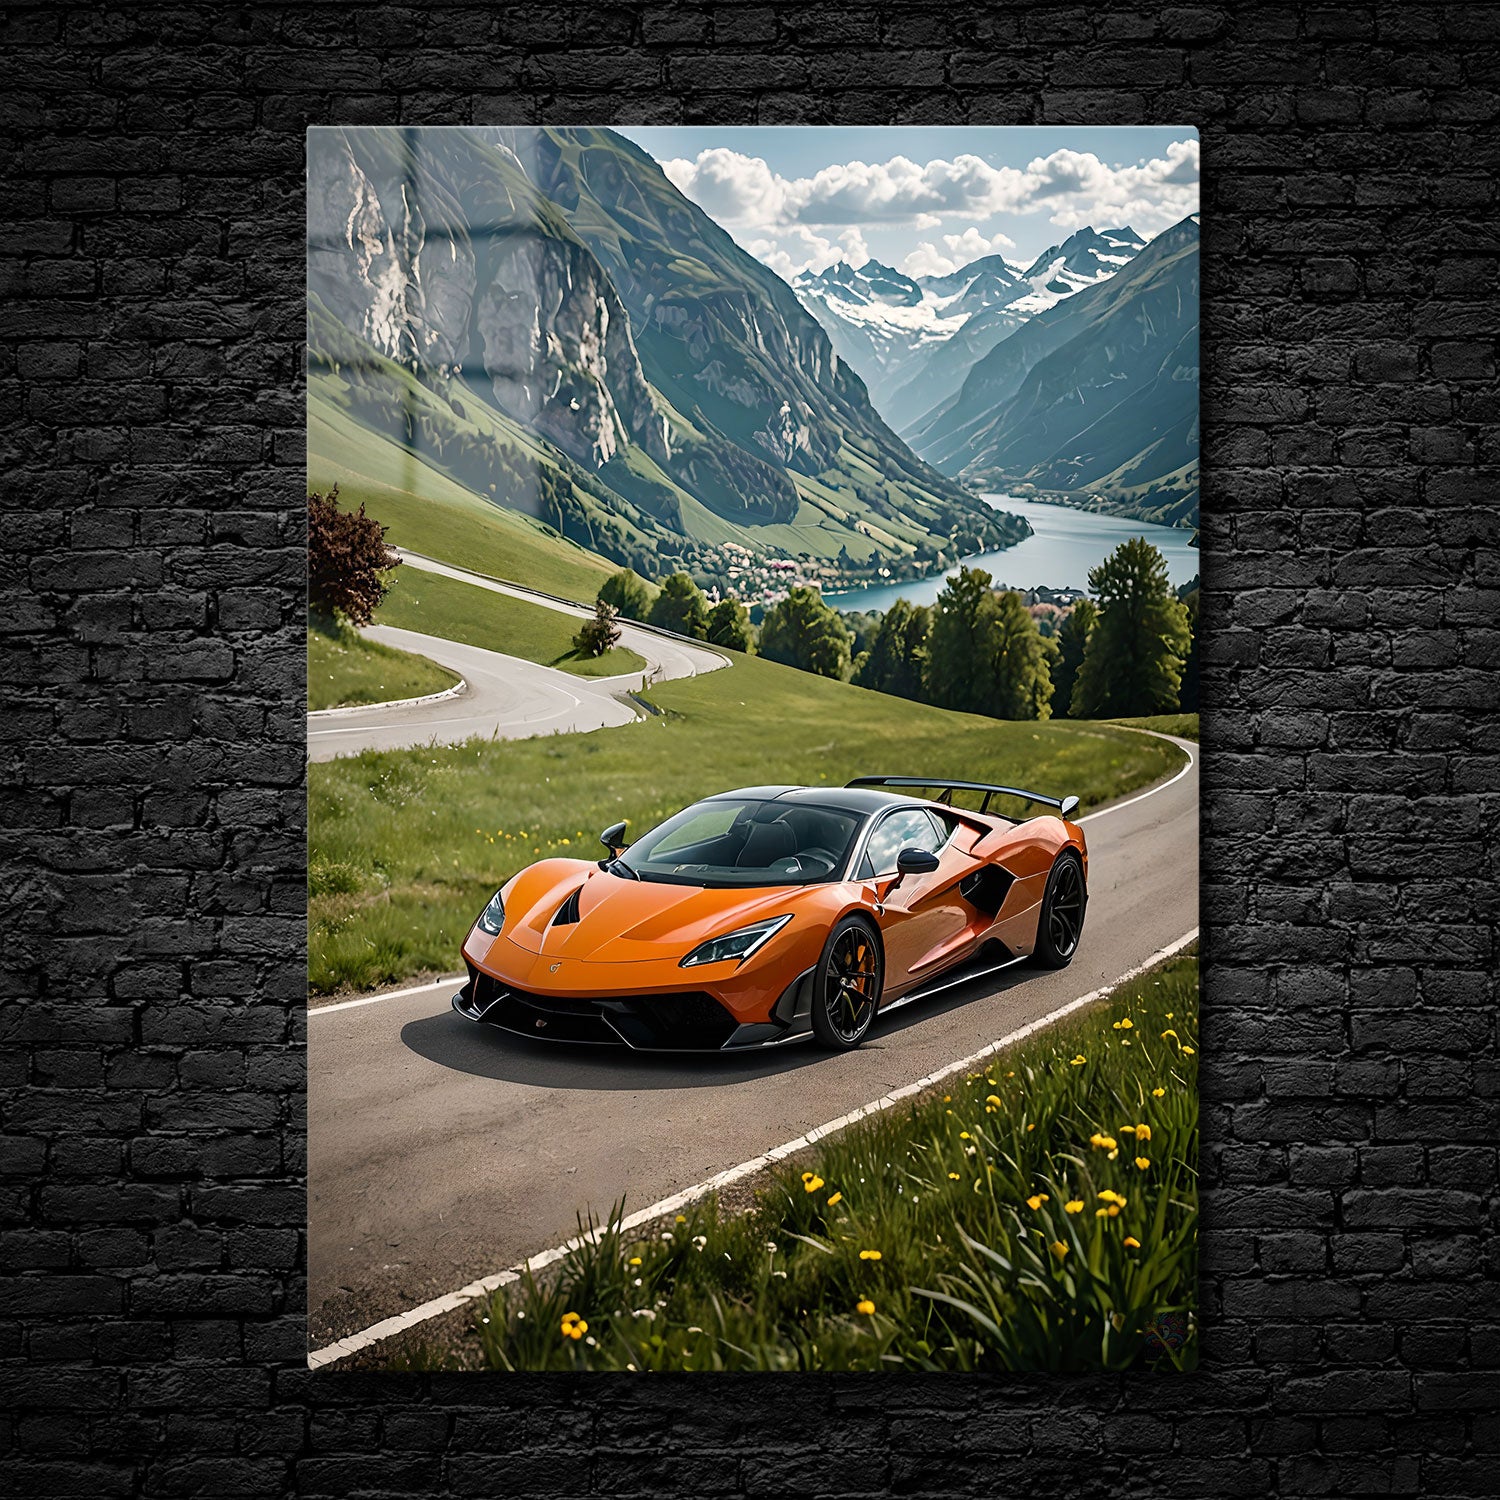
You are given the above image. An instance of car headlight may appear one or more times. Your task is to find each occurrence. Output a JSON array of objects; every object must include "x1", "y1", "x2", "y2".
[
  {"x1": 680, "y1": 914, "x2": 792, "y2": 968},
  {"x1": 475, "y1": 889, "x2": 505, "y2": 935}
]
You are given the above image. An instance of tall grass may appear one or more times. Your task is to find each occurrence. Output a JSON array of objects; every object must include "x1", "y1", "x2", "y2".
[{"x1": 470, "y1": 953, "x2": 1199, "y2": 1372}]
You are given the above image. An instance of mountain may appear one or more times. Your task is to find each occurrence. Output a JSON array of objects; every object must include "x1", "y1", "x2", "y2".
[
  {"x1": 906, "y1": 217, "x2": 1200, "y2": 528},
  {"x1": 791, "y1": 228, "x2": 1146, "y2": 432},
  {"x1": 307, "y1": 126, "x2": 1027, "y2": 587}
]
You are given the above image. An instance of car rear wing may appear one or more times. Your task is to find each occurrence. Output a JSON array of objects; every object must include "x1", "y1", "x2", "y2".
[{"x1": 845, "y1": 775, "x2": 1080, "y2": 821}]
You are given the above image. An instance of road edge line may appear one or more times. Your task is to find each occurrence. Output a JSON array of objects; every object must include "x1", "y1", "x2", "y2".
[
  {"x1": 307, "y1": 675, "x2": 468, "y2": 720},
  {"x1": 307, "y1": 925, "x2": 1200, "y2": 1369}
]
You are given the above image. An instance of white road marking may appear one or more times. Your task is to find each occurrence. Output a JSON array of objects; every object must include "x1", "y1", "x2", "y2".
[
  {"x1": 307, "y1": 926, "x2": 1199, "y2": 1369},
  {"x1": 307, "y1": 733, "x2": 1193, "y2": 1022},
  {"x1": 1077, "y1": 733, "x2": 1195, "y2": 822}
]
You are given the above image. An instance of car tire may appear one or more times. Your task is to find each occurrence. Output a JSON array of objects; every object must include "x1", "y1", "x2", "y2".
[
  {"x1": 1031, "y1": 851, "x2": 1087, "y2": 969},
  {"x1": 810, "y1": 916, "x2": 884, "y2": 1051}
]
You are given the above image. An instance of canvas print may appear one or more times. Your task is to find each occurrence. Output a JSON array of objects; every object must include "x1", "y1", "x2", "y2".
[{"x1": 306, "y1": 125, "x2": 1201, "y2": 1371}]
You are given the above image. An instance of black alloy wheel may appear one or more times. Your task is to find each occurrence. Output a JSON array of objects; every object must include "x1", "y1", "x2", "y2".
[
  {"x1": 811, "y1": 917, "x2": 883, "y2": 1050},
  {"x1": 1032, "y1": 852, "x2": 1086, "y2": 968}
]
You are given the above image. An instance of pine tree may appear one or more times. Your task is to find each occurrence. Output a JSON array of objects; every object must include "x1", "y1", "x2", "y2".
[
  {"x1": 924, "y1": 567, "x2": 999, "y2": 712},
  {"x1": 1052, "y1": 598, "x2": 1099, "y2": 718},
  {"x1": 988, "y1": 591, "x2": 1055, "y2": 720},
  {"x1": 1071, "y1": 538, "x2": 1192, "y2": 718}
]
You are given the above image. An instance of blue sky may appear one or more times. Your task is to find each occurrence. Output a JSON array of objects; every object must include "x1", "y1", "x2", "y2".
[{"x1": 617, "y1": 126, "x2": 1199, "y2": 282}]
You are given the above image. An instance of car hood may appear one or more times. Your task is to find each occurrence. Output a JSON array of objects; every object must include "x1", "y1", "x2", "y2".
[{"x1": 501, "y1": 858, "x2": 810, "y2": 963}]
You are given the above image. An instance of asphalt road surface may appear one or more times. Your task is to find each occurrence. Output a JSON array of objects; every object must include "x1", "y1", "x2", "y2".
[
  {"x1": 306, "y1": 554, "x2": 726, "y2": 762},
  {"x1": 307, "y1": 734, "x2": 1198, "y2": 1348}
]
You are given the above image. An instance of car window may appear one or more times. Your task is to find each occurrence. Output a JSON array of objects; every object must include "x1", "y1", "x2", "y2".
[
  {"x1": 857, "y1": 807, "x2": 945, "y2": 879},
  {"x1": 649, "y1": 803, "x2": 744, "y2": 857}
]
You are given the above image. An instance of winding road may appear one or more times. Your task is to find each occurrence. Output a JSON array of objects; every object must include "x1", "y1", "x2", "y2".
[
  {"x1": 307, "y1": 733, "x2": 1198, "y2": 1359},
  {"x1": 306, "y1": 553, "x2": 727, "y2": 762}
]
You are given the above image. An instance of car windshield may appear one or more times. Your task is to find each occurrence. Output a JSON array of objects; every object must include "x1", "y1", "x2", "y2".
[{"x1": 619, "y1": 797, "x2": 865, "y2": 887}]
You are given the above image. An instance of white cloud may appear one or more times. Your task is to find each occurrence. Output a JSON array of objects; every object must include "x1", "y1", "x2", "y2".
[
  {"x1": 900, "y1": 226, "x2": 1018, "y2": 279},
  {"x1": 663, "y1": 139, "x2": 1199, "y2": 242}
]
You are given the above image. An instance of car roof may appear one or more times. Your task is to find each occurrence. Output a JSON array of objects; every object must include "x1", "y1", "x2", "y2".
[{"x1": 706, "y1": 784, "x2": 914, "y2": 815}]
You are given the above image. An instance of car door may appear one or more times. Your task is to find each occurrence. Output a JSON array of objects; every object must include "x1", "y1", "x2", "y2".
[{"x1": 858, "y1": 807, "x2": 971, "y2": 992}]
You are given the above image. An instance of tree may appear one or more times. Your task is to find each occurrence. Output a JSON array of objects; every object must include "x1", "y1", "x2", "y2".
[
  {"x1": 705, "y1": 598, "x2": 753, "y2": 652},
  {"x1": 1071, "y1": 538, "x2": 1192, "y2": 718},
  {"x1": 853, "y1": 598, "x2": 931, "y2": 702},
  {"x1": 573, "y1": 598, "x2": 621, "y2": 658},
  {"x1": 308, "y1": 485, "x2": 398, "y2": 626},
  {"x1": 989, "y1": 590, "x2": 1055, "y2": 720},
  {"x1": 599, "y1": 568, "x2": 654, "y2": 622},
  {"x1": 1178, "y1": 586, "x2": 1200, "y2": 712},
  {"x1": 647, "y1": 572, "x2": 710, "y2": 639},
  {"x1": 924, "y1": 567, "x2": 999, "y2": 712},
  {"x1": 758, "y1": 586, "x2": 852, "y2": 679},
  {"x1": 1051, "y1": 598, "x2": 1098, "y2": 718}
]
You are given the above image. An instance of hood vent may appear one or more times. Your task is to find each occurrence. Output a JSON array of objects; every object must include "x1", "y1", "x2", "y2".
[{"x1": 551, "y1": 886, "x2": 584, "y2": 927}]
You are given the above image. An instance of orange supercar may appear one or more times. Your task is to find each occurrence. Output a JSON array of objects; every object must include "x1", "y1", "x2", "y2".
[{"x1": 454, "y1": 777, "x2": 1088, "y2": 1052}]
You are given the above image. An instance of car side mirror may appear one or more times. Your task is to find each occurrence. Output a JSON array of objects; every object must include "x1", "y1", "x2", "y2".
[
  {"x1": 1060, "y1": 795, "x2": 1080, "y2": 820},
  {"x1": 882, "y1": 845, "x2": 940, "y2": 898},
  {"x1": 599, "y1": 821, "x2": 628, "y2": 856}
]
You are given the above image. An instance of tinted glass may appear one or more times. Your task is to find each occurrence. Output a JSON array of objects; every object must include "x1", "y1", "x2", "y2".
[
  {"x1": 622, "y1": 798, "x2": 865, "y2": 887},
  {"x1": 857, "y1": 807, "x2": 944, "y2": 879}
]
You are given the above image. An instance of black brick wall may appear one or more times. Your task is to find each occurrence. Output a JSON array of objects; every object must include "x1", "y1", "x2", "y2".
[{"x1": 3, "y1": 3, "x2": 1495, "y2": 1495}]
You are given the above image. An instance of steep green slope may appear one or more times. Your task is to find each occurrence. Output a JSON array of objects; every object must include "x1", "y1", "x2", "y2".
[{"x1": 307, "y1": 125, "x2": 1028, "y2": 585}]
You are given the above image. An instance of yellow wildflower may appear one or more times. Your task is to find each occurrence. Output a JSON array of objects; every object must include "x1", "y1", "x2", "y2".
[
  {"x1": 859, "y1": 1249, "x2": 882, "y2": 1261},
  {"x1": 1124, "y1": 1236, "x2": 1141, "y2": 1249},
  {"x1": 1090, "y1": 1134, "x2": 1117, "y2": 1151},
  {"x1": 1183, "y1": 1046, "x2": 1196, "y2": 1055},
  {"x1": 826, "y1": 1192, "x2": 843, "y2": 1207},
  {"x1": 803, "y1": 1175, "x2": 825, "y2": 1193},
  {"x1": 1161, "y1": 1029, "x2": 1178, "y2": 1040},
  {"x1": 959, "y1": 1131, "x2": 971, "y2": 1140},
  {"x1": 1026, "y1": 1123, "x2": 1036, "y2": 1132},
  {"x1": 1135, "y1": 1124, "x2": 1151, "y2": 1141},
  {"x1": 986, "y1": 1094, "x2": 1002, "y2": 1107},
  {"x1": 948, "y1": 1172, "x2": 961, "y2": 1180},
  {"x1": 856, "y1": 1298, "x2": 875, "y2": 1315},
  {"x1": 560, "y1": 1312, "x2": 588, "y2": 1340},
  {"x1": 1152, "y1": 1087, "x2": 1166, "y2": 1098},
  {"x1": 1050, "y1": 1240, "x2": 1069, "y2": 1259},
  {"x1": 1070, "y1": 1055, "x2": 1086, "y2": 1066},
  {"x1": 1136, "y1": 1157, "x2": 1151, "y2": 1170},
  {"x1": 1065, "y1": 1199, "x2": 1084, "y2": 1214},
  {"x1": 1026, "y1": 1194, "x2": 1049, "y2": 1210},
  {"x1": 628, "y1": 1256, "x2": 642, "y2": 1267}
]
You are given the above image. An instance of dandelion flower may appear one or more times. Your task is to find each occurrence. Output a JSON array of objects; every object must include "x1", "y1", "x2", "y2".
[
  {"x1": 856, "y1": 1299, "x2": 875, "y2": 1315},
  {"x1": 1065, "y1": 1200, "x2": 1084, "y2": 1214}
]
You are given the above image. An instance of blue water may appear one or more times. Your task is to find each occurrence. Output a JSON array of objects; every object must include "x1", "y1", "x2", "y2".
[{"x1": 824, "y1": 495, "x2": 1199, "y2": 614}]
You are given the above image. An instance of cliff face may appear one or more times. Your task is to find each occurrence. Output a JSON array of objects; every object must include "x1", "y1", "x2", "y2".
[
  {"x1": 309, "y1": 130, "x2": 669, "y2": 475},
  {"x1": 308, "y1": 126, "x2": 1023, "y2": 569}
]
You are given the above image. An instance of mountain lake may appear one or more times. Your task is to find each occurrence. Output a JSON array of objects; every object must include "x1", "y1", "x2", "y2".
[{"x1": 823, "y1": 494, "x2": 1200, "y2": 614}]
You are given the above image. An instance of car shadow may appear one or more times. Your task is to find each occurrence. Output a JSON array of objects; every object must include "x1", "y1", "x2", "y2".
[{"x1": 399, "y1": 965, "x2": 1043, "y2": 1091}]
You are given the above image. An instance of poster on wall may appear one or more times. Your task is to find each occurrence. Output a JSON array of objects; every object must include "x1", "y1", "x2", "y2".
[{"x1": 305, "y1": 124, "x2": 1201, "y2": 1372}]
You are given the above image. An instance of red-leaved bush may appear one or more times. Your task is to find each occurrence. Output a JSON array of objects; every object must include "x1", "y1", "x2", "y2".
[{"x1": 308, "y1": 486, "x2": 399, "y2": 626}]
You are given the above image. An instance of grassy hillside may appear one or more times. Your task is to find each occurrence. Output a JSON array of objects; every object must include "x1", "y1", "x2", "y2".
[
  {"x1": 307, "y1": 626, "x2": 459, "y2": 712},
  {"x1": 309, "y1": 648, "x2": 1183, "y2": 993},
  {"x1": 376, "y1": 568, "x2": 646, "y2": 680}
]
